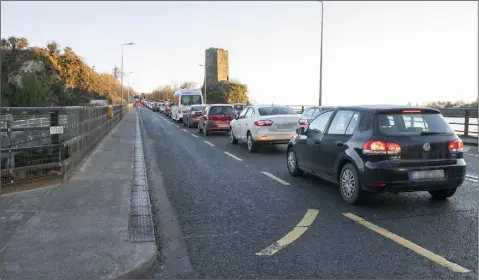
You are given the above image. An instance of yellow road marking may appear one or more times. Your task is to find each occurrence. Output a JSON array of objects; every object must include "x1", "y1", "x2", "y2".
[
  {"x1": 224, "y1": 151, "x2": 243, "y2": 161},
  {"x1": 191, "y1": 134, "x2": 199, "y2": 138},
  {"x1": 256, "y1": 209, "x2": 319, "y2": 256},
  {"x1": 204, "y1": 140, "x2": 215, "y2": 147},
  {"x1": 261, "y1": 171, "x2": 290, "y2": 185},
  {"x1": 342, "y1": 213, "x2": 471, "y2": 273}
]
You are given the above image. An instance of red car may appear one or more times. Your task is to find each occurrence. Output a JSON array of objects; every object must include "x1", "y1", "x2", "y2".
[{"x1": 197, "y1": 104, "x2": 235, "y2": 136}]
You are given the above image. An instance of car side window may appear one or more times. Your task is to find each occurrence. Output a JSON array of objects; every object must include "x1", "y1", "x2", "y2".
[
  {"x1": 327, "y1": 110, "x2": 356, "y2": 135},
  {"x1": 345, "y1": 112, "x2": 360, "y2": 134},
  {"x1": 245, "y1": 108, "x2": 255, "y2": 118},
  {"x1": 308, "y1": 110, "x2": 334, "y2": 133},
  {"x1": 239, "y1": 108, "x2": 249, "y2": 119}
]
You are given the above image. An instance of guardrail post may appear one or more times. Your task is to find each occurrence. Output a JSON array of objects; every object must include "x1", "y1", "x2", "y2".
[
  {"x1": 464, "y1": 109, "x2": 470, "y2": 137},
  {"x1": 50, "y1": 110, "x2": 60, "y2": 145}
]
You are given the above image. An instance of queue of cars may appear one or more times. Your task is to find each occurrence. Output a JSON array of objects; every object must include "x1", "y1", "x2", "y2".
[{"x1": 142, "y1": 100, "x2": 467, "y2": 205}]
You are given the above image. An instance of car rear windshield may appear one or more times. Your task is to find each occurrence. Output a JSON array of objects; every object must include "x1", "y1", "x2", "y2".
[
  {"x1": 181, "y1": 95, "x2": 202, "y2": 106},
  {"x1": 258, "y1": 106, "x2": 296, "y2": 116},
  {"x1": 191, "y1": 105, "x2": 205, "y2": 111},
  {"x1": 376, "y1": 112, "x2": 454, "y2": 136},
  {"x1": 234, "y1": 104, "x2": 245, "y2": 110},
  {"x1": 209, "y1": 106, "x2": 235, "y2": 115}
]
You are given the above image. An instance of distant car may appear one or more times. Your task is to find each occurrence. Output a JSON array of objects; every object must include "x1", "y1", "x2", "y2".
[
  {"x1": 287, "y1": 105, "x2": 466, "y2": 204},
  {"x1": 183, "y1": 105, "x2": 207, "y2": 128},
  {"x1": 229, "y1": 105, "x2": 308, "y2": 152},
  {"x1": 233, "y1": 103, "x2": 246, "y2": 117},
  {"x1": 301, "y1": 106, "x2": 334, "y2": 123},
  {"x1": 197, "y1": 104, "x2": 236, "y2": 136}
]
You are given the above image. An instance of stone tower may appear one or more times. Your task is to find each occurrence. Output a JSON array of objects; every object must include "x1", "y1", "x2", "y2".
[{"x1": 205, "y1": 48, "x2": 229, "y2": 85}]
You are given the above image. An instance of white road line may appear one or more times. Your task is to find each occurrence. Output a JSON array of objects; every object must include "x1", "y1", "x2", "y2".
[
  {"x1": 191, "y1": 134, "x2": 199, "y2": 138},
  {"x1": 176, "y1": 125, "x2": 180, "y2": 128},
  {"x1": 261, "y1": 171, "x2": 291, "y2": 186},
  {"x1": 465, "y1": 153, "x2": 478, "y2": 157},
  {"x1": 224, "y1": 151, "x2": 243, "y2": 161},
  {"x1": 204, "y1": 140, "x2": 215, "y2": 147},
  {"x1": 182, "y1": 129, "x2": 187, "y2": 132}
]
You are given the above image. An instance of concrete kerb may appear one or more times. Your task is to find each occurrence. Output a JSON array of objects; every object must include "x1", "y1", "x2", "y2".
[{"x1": 115, "y1": 110, "x2": 158, "y2": 279}]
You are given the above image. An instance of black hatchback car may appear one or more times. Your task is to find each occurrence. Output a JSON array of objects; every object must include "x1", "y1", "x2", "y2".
[{"x1": 286, "y1": 105, "x2": 466, "y2": 204}]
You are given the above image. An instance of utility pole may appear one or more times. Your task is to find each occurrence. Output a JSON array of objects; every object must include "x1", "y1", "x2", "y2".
[
  {"x1": 199, "y1": 64, "x2": 207, "y2": 104},
  {"x1": 121, "y1": 42, "x2": 135, "y2": 104},
  {"x1": 318, "y1": 0, "x2": 324, "y2": 106}
]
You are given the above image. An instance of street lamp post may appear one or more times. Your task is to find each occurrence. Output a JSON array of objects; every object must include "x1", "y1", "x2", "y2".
[
  {"x1": 121, "y1": 42, "x2": 135, "y2": 105},
  {"x1": 319, "y1": 0, "x2": 324, "y2": 106},
  {"x1": 199, "y1": 64, "x2": 207, "y2": 104},
  {"x1": 127, "y1": 72, "x2": 134, "y2": 104}
]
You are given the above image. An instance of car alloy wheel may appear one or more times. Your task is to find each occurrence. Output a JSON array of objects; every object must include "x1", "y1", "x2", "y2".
[
  {"x1": 341, "y1": 169, "x2": 355, "y2": 198},
  {"x1": 287, "y1": 151, "x2": 297, "y2": 173}
]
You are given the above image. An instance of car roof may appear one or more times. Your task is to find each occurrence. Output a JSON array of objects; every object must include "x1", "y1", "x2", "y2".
[
  {"x1": 251, "y1": 104, "x2": 293, "y2": 109},
  {"x1": 207, "y1": 104, "x2": 234, "y2": 107},
  {"x1": 314, "y1": 104, "x2": 439, "y2": 113}
]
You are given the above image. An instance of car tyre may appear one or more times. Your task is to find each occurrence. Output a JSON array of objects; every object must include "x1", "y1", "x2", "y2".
[
  {"x1": 429, "y1": 188, "x2": 457, "y2": 200},
  {"x1": 229, "y1": 128, "x2": 238, "y2": 144},
  {"x1": 198, "y1": 123, "x2": 203, "y2": 134},
  {"x1": 247, "y1": 132, "x2": 258, "y2": 153},
  {"x1": 187, "y1": 118, "x2": 191, "y2": 128},
  {"x1": 203, "y1": 125, "x2": 210, "y2": 136},
  {"x1": 183, "y1": 118, "x2": 187, "y2": 126},
  {"x1": 287, "y1": 148, "x2": 303, "y2": 177},
  {"x1": 339, "y1": 163, "x2": 364, "y2": 205}
]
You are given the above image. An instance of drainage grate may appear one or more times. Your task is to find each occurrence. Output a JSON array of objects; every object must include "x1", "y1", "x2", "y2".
[{"x1": 128, "y1": 113, "x2": 155, "y2": 243}]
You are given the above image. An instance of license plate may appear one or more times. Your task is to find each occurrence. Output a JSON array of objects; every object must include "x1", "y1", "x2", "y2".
[
  {"x1": 409, "y1": 170, "x2": 445, "y2": 180},
  {"x1": 217, "y1": 123, "x2": 229, "y2": 128},
  {"x1": 277, "y1": 124, "x2": 295, "y2": 129}
]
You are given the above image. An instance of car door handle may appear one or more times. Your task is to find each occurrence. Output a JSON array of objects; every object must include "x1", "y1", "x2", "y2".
[{"x1": 335, "y1": 141, "x2": 344, "y2": 147}]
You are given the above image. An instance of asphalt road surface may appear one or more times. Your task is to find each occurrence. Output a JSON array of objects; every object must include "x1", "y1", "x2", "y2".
[{"x1": 138, "y1": 108, "x2": 478, "y2": 279}]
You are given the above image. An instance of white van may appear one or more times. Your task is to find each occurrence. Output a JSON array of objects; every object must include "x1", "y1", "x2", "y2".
[{"x1": 171, "y1": 89, "x2": 204, "y2": 123}]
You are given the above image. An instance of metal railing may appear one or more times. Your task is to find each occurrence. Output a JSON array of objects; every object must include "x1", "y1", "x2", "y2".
[
  {"x1": 288, "y1": 105, "x2": 478, "y2": 138},
  {"x1": 0, "y1": 105, "x2": 127, "y2": 190}
]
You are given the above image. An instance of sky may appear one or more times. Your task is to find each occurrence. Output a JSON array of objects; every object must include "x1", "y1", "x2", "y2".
[{"x1": 1, "y1": 1, "x2": 477, "y2": 106}]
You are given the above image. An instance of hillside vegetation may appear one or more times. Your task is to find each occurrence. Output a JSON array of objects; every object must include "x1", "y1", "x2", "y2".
[{"x1": 1, "y1": 36, "x2": 134, "y2": 107}]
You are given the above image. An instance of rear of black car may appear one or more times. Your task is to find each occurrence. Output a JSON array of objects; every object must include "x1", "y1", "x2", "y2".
[{"x1": 360, "y1": 108, "x2": 466, "y2": 195}]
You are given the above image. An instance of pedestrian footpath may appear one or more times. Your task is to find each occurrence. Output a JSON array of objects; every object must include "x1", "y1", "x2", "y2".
[{"x1": 0, "y1": 110, "x2": 157, "y2": 280}]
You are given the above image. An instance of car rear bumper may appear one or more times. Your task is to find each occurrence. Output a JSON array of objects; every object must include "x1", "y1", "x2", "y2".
[
  {"x1": 252, "y1": 130, "x2": 296, "y2": 144},
  {"x1": 361, "y1": 159, "x2": 467, "y2": 193},
  {"x1": 205, "y1": 121, "x2": 230, "y2": 131}
]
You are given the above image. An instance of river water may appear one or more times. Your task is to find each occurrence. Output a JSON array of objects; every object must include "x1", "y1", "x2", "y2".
[{"x1": 445, "y1": 117, "x2": 478, "y2": 137}]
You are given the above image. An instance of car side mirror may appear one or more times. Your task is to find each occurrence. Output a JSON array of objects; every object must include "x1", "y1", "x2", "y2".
[{"x1": 296, "y1": 127, "x2": 305, "y2": 134}]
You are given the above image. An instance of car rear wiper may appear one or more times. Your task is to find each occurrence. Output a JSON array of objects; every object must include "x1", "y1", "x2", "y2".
[{"x1": 420, "y1": 131, "x2": 447, "y2": 136}]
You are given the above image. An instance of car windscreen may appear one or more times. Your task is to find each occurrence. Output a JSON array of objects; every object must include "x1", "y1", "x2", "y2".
[
  {"x1": 376, "y1": 112, "x2": 454, "y2": 136},
  {"x1": 191, "y1": 105, "x2": 206, "y2": 111},
  {"x1": 209, "y1": 106, "x2": 235, "y2": 115},
  {"x1": 181, "y1": 95, "x2": 202, "y2": 106},
  {"x1": 258, "y1": 106, "x2": 296, "y2": 116},
  {"x1": 234, "y1": 105, "x2": 245, "y2": 110}
]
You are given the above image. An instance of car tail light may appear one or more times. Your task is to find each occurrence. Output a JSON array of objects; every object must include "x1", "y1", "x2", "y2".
[
  {"x1": 191, "y1": 112, "x2": 196, "y2": 116},
  {"x1": 254, "y1": 120, "x2": 273, "y2": 126},
  {"x1": 448, "y1": 138, "x2": 464, "y2": 153},
  {"x1": 298, "y1": 119, "x2": 308, "y2": 126},
  {"x1": 362, "y1": 140, "x2": 401, "y2": 155}
]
